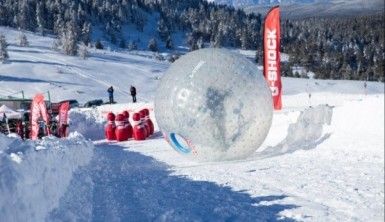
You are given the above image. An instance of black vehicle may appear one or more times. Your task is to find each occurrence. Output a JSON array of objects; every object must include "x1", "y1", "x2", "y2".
[{"x1": 84, "y1": 99, "x2": 104, "y2": 108}]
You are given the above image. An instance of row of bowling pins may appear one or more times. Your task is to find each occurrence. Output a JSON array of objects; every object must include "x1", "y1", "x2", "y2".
[{"x1": 105, "y1": 109, "x2": 154, "y2": 141}]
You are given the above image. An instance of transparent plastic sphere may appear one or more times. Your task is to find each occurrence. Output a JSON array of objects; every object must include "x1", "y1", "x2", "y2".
[{"x1": 155, "y1": 48, "x2": 273, "y2": 162}]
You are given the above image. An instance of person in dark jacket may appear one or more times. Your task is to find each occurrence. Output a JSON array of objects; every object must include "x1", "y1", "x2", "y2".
[
  {"x1": 107, "y1": 86, "x2": 114, "y2": 104},
  {"x1": 130, "y1": 85, "x2": 137, "y2": 103}
]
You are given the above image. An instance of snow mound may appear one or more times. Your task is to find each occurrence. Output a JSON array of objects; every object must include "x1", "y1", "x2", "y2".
[
  {"x1": 69, "y1": 108, "x2": 105, "y2": 140},
  {"x1": 0, "y1": 133, "x2": 94, "y2": 222},
  {"x1": 259, "y1": 104, "x2": 333, "y2": 158}
]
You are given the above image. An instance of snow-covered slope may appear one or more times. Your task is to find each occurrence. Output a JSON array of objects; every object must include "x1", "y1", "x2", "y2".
[
  {"x1": 0, "y1": 27, "x2": 384, "y2": 221},
  {"x1": 0, "y1": 27, "x2": 169, "y2": 104}
]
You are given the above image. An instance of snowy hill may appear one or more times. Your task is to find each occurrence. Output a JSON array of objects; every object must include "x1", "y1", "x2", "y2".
[
  {"x1": 0, "y1": 27, "x2": 169, "y2": 103},
  {"x1": 0, "y1": 27, "x2": 384, "y2": 221}
]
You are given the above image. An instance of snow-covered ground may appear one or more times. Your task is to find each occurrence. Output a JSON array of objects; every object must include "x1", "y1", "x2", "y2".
[{"x1": 0, "y1": 27, "x2": 384, "y2": 221}]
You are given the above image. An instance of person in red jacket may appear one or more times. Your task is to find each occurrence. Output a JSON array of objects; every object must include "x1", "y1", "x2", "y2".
[
  {"x1": 132, "y1": 112, "x2": 146, "y2": 140},
  {"x1": 105, "y1": 112, "x2": 117, "y2": 140}
]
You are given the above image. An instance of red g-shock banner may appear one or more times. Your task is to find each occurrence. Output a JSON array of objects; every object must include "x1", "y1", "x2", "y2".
[
  {"x1": 58, "y1": 101, "x2": 70, "y2": 138},
  {"x1": 30, "y1": 94, "x2": 50, "y2": 140},
  {"x1": 263, "y1": 6, "x2": 282, "y2": 110}
]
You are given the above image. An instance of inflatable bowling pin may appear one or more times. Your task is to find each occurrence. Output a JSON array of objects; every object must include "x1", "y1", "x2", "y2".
[
  {"x1": 132, "y1": 113, "x2": 146, "y2": 140},
  {"x1": 139, "y1": 110, "x2": 150, "y2": 138},
  {"x1": 115, "y1": 113, "x2": 129, "y2": 141},
  {"x1": 122, "y1": 110, "x2": 133, "y2": 139},
  {"x1": 105, "y1": 112, "x2": 117, "y2": 140},
  {"x1": 144, "y1": 108, "x2": 154, "y2": 135}
]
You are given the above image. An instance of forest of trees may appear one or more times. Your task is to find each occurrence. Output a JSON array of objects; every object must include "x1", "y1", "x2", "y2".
[
  {"x1": 280, "y1": 15, "x2": 384, "y2": 82},
  {"x1": 0, "y1": 0, "x2": 262, "y2": 53},
  {"x1": 0, "y1": 0, "x2": 383, "y2": 81}
]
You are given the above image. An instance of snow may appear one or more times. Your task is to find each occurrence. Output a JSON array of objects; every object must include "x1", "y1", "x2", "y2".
[
  {"x1": 69, "y1": 108, "x2": 106, "y2": 140},
  {"x1": 0, "y1": 132, "x2": 94, "y2": 222},
  {"x1": 0, "y1": 27, "x2": 169, "y2": 104},
  {"x1": 0, "y1": 27, "x2": 384, "y2": 221}
]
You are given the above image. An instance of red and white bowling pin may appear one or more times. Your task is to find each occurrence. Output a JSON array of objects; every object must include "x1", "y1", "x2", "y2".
[
  {"x1": 115, "y1": 113, "x2": 129, "y2": 141},
  {"x1": 105, "y1": 112, "x2": 117, "y2": 141},
  {"x1": 133, "y1": 112, "x2": 147, "y2": 140},
  {"x1": 122, "y1": 110, "x2": 133, "y2": 139},
  {"x1": 143, "y1": 108, "x2": 154, "y2": 135},
  {"x1": 139, "y1": 110, "x2": 150, "y2": 138}
]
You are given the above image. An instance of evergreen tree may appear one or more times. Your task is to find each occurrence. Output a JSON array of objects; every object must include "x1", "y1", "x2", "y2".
[
  {"x1": 78, "y1": 43, "x2": 89, "y2": 60},
  {"x1": 80, "y1": 22, "x2": 91, "y2": 45},
  {"x1": 36, "y1": 2, "x2": 45, "y2": 35},
  {"x1": 157, "y1": 18, "x2": 170, "y2": 41},
  {"x1": 0, "y1": 34, "x2": 9, "y2": 63},
  {"x1": 60, "y1": 22, "x2": 78, "y2": 56},
  {"x1": 95, "y1": 40, "x2": 104, "y2": 50},
  {"x1": 165, "y1": 36, "x2": 173, "y2": 50},
  {"x1": 197, "y1": 37, "x2": 204, "y2": 49},
  {"x1": 128, "y1": 41, "x2": 138, "y2": 51},
  {"x1": 148, "y1": 38, "x2": 158, "y2": 52},
  {"x1": 19, "y1": 32, "x2": 29, "y2": 47},
  {"x1": 119, "y1": 39, "x2": 126, "y2": 49}
]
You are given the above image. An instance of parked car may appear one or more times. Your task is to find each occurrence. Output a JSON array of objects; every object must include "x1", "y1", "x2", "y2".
[{"x1": 83, "y1": 99, "x2": 104, "y2": 108}]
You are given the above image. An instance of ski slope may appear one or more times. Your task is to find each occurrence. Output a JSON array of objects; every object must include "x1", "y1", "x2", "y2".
[
  {"x1": 0, "y1": 27, "x2": 384, "y2": 221},
  {"x1": 0, "y1": 27, "x2": 169, "y2": 103}
]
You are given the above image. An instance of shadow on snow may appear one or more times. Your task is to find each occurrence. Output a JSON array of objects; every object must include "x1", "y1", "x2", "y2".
[
  {"x1": 0, "y1": 74, "x2": 90, "y2": 86},
  {"x1": 49, "y1": 144, "x2": 298, "y2": 222}
]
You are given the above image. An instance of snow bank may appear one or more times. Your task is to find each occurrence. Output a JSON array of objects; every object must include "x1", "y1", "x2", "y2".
[
  {"x1": 0, "y1": 133, "x2": 94, "y2": 222},
  {"x1": 259, "y1": 104, "x2": 333, "y2": 158},
  {"x1": 69, "y1": 108, "x2": 105, "y2": 140},
  {"x1": 68, "y1": 103, "x2": 156, "y2": 141}
]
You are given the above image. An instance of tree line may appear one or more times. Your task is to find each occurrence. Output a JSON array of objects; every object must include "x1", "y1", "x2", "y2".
[
  {"x1": 280, "y1": 15, "x2": 384, "y2": 82},
  {"x1": 0, "y1": 0, "x2": 262, "y2": 54},
  {"x1": 0, "y1": 0, "x2": 383, "y2": 81}
]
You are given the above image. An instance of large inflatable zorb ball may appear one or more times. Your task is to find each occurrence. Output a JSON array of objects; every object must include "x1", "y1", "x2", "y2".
[{"x1": 155, "y1": 48, "x2": 273, "y2": 162}]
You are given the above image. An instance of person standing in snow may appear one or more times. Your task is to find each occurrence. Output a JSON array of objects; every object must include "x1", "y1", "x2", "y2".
[
  {"x1": 108, "y1": 86, "x2": 114, "y2": 104},
  {"x1": 130, "y1": 85, "x2": 137, "y2": 103}
]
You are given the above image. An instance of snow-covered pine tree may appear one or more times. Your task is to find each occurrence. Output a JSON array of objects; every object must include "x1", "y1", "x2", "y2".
[
  {"x1": 128, "y1": 41, "x2": 138, "y2": 51},
  {"x1": 187, "y1": 32, "x2": 198, "y2": 51},
  {"x1": 18, "y1": 0, "x2": 35, "y2": 31},
  {"x1": 36, "y1": 2, "x2": 45, "y2": 35},
  {"x1": 157, "y1": 18, "x2": 170, "y2": 41},
  {"x1": 80, "y1": 22, "x2": 91, "y2": 45},
  {"x1": 61, "y1": 21, "x2": 78, "y2": 56},
  {"x1": 78, "y1": 42, "x2": 89, "y2": 59},
  {"x1": 197, "y1": 37, "x2": 204, "y2": 49},
  {"x1": 0, "y1": 34, "x2": 9, "y2": 63},
  {"x1": 165, "y1": 36, "x2": 173, "y2": 50},
  {"x1": 119, "y1": 39, "x2": 126, "y2": 48},
  {"x1": 95, "y1": 40, "x2": 104, "y2": 49},
  {"x1": 19, "y1": 32, "x2": 29, "y2": 47},
  {"x1": 148, "y1": 38, "x2": 158, "y2": 52}
]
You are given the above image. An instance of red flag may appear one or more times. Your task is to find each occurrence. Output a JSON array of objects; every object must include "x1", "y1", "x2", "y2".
[
  {"x1": 30, "y1": 94, "x2": 44, "y2": 140},
  {"x1": 58, "y1": 102, "x2": 70, "y2": 138},
  {"x1": 30, "y1": 94, "x2": 51, "y2": 140},
  {"x1": 38, "y1": 97, "x2": 51, "y2": 136},
  {"x1": 263, "y1": 6, "x2": 282, "y2": 110}
]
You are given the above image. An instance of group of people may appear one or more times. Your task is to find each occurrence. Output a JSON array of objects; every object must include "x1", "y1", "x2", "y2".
[
  {"x1": 105, "y1": 108, "x2": 154, "y2": 141},
  {"x1": 107, "y1": 85, "x2": 137, "y2": 104}
]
